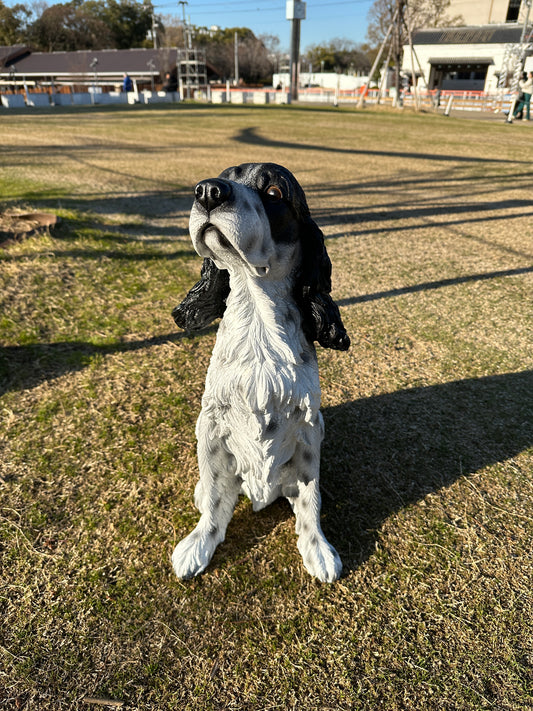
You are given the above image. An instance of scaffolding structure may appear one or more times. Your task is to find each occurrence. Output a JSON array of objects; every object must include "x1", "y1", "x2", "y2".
[{"x1": 177, "y1": 48, "x2": 207, "y2": 99}]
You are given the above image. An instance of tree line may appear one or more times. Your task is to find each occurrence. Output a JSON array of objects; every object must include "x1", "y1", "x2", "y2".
[
  {"x1": 1, "y1": 0, "x2": 153, "y2": 52},
  {"x1": 1, "y1": 0, "x2": 460, "y2": 84},
  {"x1": 0, "y1": 0, "x2": 373, "y2": 83}
]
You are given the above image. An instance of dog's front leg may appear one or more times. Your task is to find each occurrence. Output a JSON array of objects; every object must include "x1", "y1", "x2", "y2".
[
  {"x1": 172, "y1": 416, "x2": 240, "y2": 579},
  {"x1": 286, "y1": 435, "x2": 342, "y2": 582},
  {"x1": 291, "y1": 475, "x2": 343, "y2": 583}
]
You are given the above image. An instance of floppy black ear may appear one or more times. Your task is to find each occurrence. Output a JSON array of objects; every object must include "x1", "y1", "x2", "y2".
[
  {"x1": 172, "y1": 257, "x2": 230, "y2": 331},
  {"x1": 294, "y1": 217, "x2": 350, "y2": 351}
]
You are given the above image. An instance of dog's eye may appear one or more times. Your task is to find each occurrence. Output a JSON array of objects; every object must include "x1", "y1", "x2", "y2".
[{"x1": 265, "y1": 185, "x2": 283, "y2": 201}]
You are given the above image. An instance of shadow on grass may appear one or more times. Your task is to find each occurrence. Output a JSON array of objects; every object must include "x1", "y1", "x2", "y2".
[
  {"x1": 177, "y1": 370, "x2": 532, "y2": 579},
  {"x1": 316, "y1": 200, "x2": 533, "y2": 241},
  {"x1": 4, "y1": 338, "x2": 531, "y2": 579},
  {"x1": 320, "y1": 369, "x2": 533, "y2": 572},
  {"x1": 0, "y1": 331, "x2": 214, "y2": 395},
  {"x1": 1, "y1": 188, "x2": 193, "y2": 238},
  {"x1": 337, "y1": 266, "x2": 533, "y2": 306},
  {"x1": 233, "y1": 125, "x2": 532, "y2": 165}
]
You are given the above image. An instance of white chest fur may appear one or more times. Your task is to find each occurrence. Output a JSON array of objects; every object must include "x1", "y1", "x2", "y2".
[{"x1": 198, "y1": 271, "x2": 322, "y2": 508}]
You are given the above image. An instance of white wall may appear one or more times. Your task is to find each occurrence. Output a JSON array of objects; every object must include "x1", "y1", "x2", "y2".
[
  {"x1": 272, "y1": 72, "x2": 368, "y2": 91},
  {"x1": 402, "y1": 42, "x2": 509, "y2": 93}
]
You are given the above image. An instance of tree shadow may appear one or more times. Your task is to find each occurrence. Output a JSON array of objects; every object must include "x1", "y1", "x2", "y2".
[
  {"x1": 319, "y1": 370, "x2": 533, "y2": 571},
  {"x1": 180, "y1": 370, "x2": 532, "y2": 579},
  {"x1": 2, "y1": 188, "x2": 193, "y2": 236},
  {"x1": 337, "y1": 266, "x2": 533, "y2": 306},
  {"x1": 0, "y1": 330, "x2": 216, "y2": 395},
  {"x1": 232, "y1": 125, "x2": 531, "y2": 165}
]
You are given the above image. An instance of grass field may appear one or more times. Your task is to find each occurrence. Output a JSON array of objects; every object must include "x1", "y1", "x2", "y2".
[{"x1": 1, "y1": 103, "x2": 532, "y2": 710}]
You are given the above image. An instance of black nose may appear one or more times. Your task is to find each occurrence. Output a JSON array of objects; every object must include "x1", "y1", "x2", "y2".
[{"x1": 194, "y1": 179, "x2": 232, "y2": 212}]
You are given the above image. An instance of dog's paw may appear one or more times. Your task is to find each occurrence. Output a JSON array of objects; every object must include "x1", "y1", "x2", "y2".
[
  {"x1": 172, "y1": 530, "x2": 217, "y2": 580},
  {"x1": 298, "y1": 535, "x2": 342, "y2": 583}
]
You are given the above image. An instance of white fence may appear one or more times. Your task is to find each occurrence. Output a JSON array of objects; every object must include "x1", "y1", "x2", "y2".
[
  {"x1": 0, "y1": 90, "x2": 180, "y2": 108},
  {"x1": 0, "y1": 86, "x2": 516, "y2": 115}
]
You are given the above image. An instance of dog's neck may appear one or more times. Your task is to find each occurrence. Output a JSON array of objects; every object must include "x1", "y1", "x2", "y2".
[
  {"x1": 217, "y1": 267, "x2": 308, "y2": 365},
  {"x1": 205, "y1": 265, "x2": 319, "y2": 416}
]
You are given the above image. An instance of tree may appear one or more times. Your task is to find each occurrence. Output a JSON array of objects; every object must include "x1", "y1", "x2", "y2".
[
  {"x1": 366, "y1": 0, "x2": 464, "y2": 47},
  {"x1": 158, "y1": 14, "x2": 186, "y2": 48},
  {"x1": 365, "y1": 0, "x2": 464, "y2": 93},
  {"x1": 28, "y1": 0, "x2": 152, "y2": 51},
  {"x1": 0, "y1": 1, "x2": 31, "y2": 45},
  {"x1": 193, "y1": 26, "x2": 275, "y2": 83},
  {"x1": 304, "y1": 38, "x2": 371, "y2": 74},
  {"x1": 29, "y1": 2, "x2": 113, "y2": 51},
  {"x1": 96, "y1": 0, "x2": 152, "y2": 49}
]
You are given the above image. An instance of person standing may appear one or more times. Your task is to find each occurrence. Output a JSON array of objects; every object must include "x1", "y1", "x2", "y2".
[
  {"x1": 122, "y1": 73, "x2": 133, "y2": 93},
  {"x1": 512, "y1": 71, "x2": 533, "y2": 120},
  {"x1": 162, "y1": 70, "x2": 178, "y2": 93},
  {"x1": 521, "y1": 71, "x2": 533, "y2": 121}
]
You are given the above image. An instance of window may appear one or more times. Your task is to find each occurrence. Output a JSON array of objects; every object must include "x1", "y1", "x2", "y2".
[{"x1": 506, "y1": 0, "x2": 521, "y2": 22}]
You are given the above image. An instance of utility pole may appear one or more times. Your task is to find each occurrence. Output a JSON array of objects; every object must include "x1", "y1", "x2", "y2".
[
  {"x1": 151, "y1": 12, "x2": 158, "y2": 49},
  {"x1": 286, "y1": 0, "x2": 306, "y2": 101},
  {"x1": 234, "y1": 31, "x2": 239, "y2": 86},
  {"x1": 178, "y1": 0, "x2": 189, "y2": 49},
  {"x1": 143, "y1": 0, "x2": 158, "y2": 49},
  {"x1": 179, "y1": 0, "x2": 190, "y2": 98}
]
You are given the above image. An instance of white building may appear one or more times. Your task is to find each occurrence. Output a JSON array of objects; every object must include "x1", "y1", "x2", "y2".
[
  {"x1": 403, "y1": 24, "x2": 532, "y2": 93},
  {"x1": 272, "y1": 72, "x2": 367, "y2": 92},
  {"x1": 400, "y1": 1, "x2": 533, "y2": 93}
]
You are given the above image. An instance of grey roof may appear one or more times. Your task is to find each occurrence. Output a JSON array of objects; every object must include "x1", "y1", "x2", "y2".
[
  {"x1": 429, "y1": 57, "x2": 495, "y2": 66},
  {"x1": 1, "y1": 47, "x2": 178, "y2": 79},
  {"x1": 412, "y1": 24, "x2": 527, "y2": 45},
  {"x1": 0, "y1": 45, "x2": 32, "y2": 68}
]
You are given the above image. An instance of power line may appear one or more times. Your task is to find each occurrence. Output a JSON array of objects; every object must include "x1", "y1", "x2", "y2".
[
  {"x1": 153, "y1": 0, "x2": 369, "y2": 10},
  {"x1": 187, "y1": 8, "x2": 284, "y2": 15}
]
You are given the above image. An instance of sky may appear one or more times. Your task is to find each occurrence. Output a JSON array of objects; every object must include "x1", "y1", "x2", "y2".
[
  {"x1": 4, "y1": 0, "x2": 376, "y2": 53},
  {"x1": 150, "y1": 0, "x2": 375, "y2": 52}
]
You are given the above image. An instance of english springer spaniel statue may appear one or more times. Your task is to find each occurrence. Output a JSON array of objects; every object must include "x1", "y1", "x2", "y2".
[{"x1": 172, "y1": 163, "x2": 350, "y2": 582}]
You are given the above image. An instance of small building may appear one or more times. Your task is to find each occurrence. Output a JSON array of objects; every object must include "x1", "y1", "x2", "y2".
[
  {"x1": 402, "y1": 23, "x2": 533, "y2": 93},
  {"x1": 0, "y1": 46, "x2": 179, "y2": 94}
]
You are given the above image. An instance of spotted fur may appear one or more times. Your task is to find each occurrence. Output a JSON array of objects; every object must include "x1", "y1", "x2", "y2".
[{"x1": 171, "y1": 163, "x2": 349, "y2": 582}]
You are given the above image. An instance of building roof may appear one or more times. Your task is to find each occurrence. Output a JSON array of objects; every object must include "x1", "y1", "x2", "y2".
[
  {"x1": 1, "y1": 47, "x2": 178, "y2": 79},
  {"x1": 412, "y1": 24, "x2": 527, "y2": 45},
  {"x1": 429, "y1": 57, "x2": 495, "y2": 66},
  {"x1": 0, "y1": 45, "x2": 32, "y2": 68}
]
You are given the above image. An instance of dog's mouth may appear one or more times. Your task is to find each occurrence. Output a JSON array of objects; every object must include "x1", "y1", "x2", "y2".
[
  {"x1": 198, "y1": 223, "x2": 269, "y2": 277},
  {"x1": 201, "y1": 224, "x2": 231, "y2": 250}
]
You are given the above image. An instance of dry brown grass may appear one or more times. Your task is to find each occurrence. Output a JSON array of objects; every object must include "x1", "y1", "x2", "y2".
[{"x1": 0, "y1": 103, "x2": 532, "y2": 710}]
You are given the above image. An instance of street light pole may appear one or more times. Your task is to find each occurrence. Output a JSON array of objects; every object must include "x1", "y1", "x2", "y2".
[
  {"x1": 286, "y1": 0, "x2": 306, "y2": 102},
  {"x1": 90, "y1": 57, "x2": 98, "y2": 104},
  {"x1": 179, "y1": 0, "x2": 190, "y2": 98},
  {"x1": 234, "y1": 31, "x2": 239, "y2": 86}
]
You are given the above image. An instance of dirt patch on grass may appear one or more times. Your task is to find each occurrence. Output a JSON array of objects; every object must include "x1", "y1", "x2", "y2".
[{"x1": 0, "y1": 210, "x2": 59, "y2": 247}]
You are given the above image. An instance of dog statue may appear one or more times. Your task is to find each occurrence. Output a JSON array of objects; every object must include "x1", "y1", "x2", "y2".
[{"x1": 171, "y1": 163, "x2": 350, "y2": 582}]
